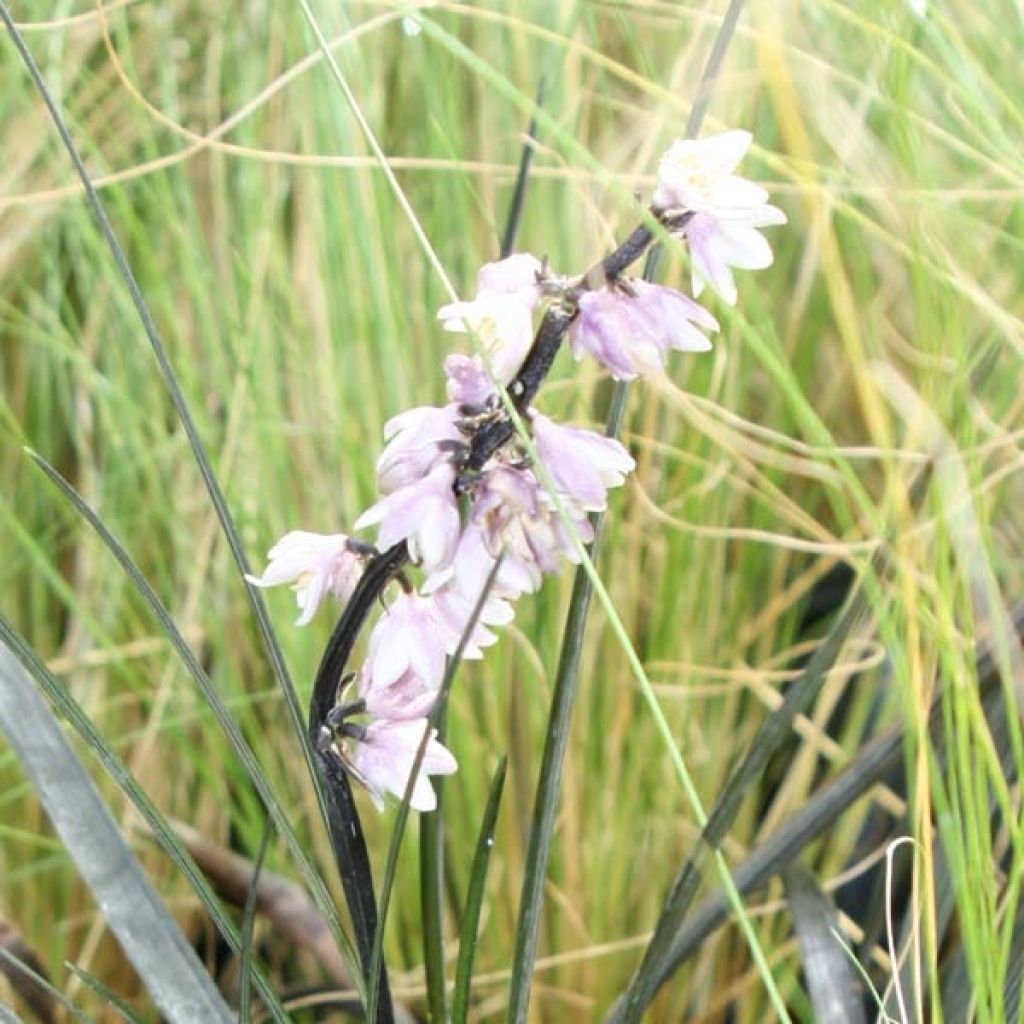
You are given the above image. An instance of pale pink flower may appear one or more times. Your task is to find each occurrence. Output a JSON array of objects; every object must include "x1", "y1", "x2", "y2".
[
  {"x1": 445, "y1": 353, "x2": 495, "y2": 408},
  {"x1": 569, "y1": 281, "x2": 717, "y2": 381},
  {"x1": 423, "y1": 525, "x2": 527, "y2": 657},
  {"x1": 359, "y1": 663, "x2": 440, "y2": 721},
  {"x1": 437, "y1": 294, "x2": 534, "y2": 384},
  {"x1": 651, "y1": 130, "x2": 786, "y2": 305},
  {"x1": 348, "y1": 719, "x2": 457, "y2": 812},
  {"x1": 532, "y1": 412, "x2": 635, "y2": 511},
  {"x1": 472, "y1": 465, "x2": 593, "y2": 589},
  {"x1": 355, "y1": 462, "x2": 460, "y2": 573},
  {"x1": 684, "y1": 208, "x2": 786, "y2": 305},
  {"x1": 245, "y1": 531, "x2": 364, "y2": 626},
  {"x1": 376, "y1": 404, "x2": 461, "y2": 494},
  {"x1": 474, "y1": 252, "x2": 543, "y2": 307},
  {"x1": 437, "y1": 253, "x2": 543, "y2": 384},
  {"x1": 363, "y1": 592, "x2": 447, "y2": 695}
]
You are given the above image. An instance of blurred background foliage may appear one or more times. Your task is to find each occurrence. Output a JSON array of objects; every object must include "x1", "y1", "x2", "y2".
[{"x1": 2, "y1": 0, "x2": 1023, "y2": 1019}]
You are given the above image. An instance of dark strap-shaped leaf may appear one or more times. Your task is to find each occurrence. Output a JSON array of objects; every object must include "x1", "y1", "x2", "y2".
[
  {"x1": 0, "y1": 645, "x2": 233, "y2": 1023},
  {"x1": 783, "y1": 865, "x2": 867, "y2": 1024}
]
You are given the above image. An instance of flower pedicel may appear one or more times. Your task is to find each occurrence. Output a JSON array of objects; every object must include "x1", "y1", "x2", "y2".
[{"x1": 252, "y1": 130, "x2": 785, "y2": 809}]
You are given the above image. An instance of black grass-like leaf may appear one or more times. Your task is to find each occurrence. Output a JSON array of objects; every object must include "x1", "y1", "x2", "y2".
[
  {"x1": 610, "y1": 580, "x2": 869, "y2": 1022},
  {"x1": 783, "y1": 865, "x2": 867, "y2": 1024},
  {"x1": 0, "y1": 643, "x2": 234, "y2": 1024}
]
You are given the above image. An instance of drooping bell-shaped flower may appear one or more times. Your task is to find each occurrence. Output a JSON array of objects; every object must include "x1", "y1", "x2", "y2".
[
  {"x1": 531, "y1": 412, "x2": 635, "y2": 512},
  {"x1": 376, "y1": 404, "x2": 462, "y2": 494},
  {"x1": 422, "y1": 524, "x2": 528, "y2": 657},
  {"x1": 437, "y1": 253, "x2": 544, "y2": 384},
  {"x1": 245, "y1": 531, "x2": 365, "y2": 626},
  {"x1": 363, "y1": 592, "x2": 447, "y2": 695},
  {"x1": 355, "y1": 462, "x2": 461, "y2": 573},
  {"x1": 569, "y1": 280, "x2": 717, "y2": 381},
  {"x1": 472, "y1": 465, "x2": 593, "y2": 589},
  {"x1": 652, "y1": 130, "x2": 786, "y2": 305},
  {"x1": 347, "y1": 719, "x2": 457, "y2": 812},
  {"x1": 473, "y1": 252, "x2": 543, "y2": 307},
  {"x1": 684, "y1": 208, "x2": 787, "y2": 305},
  {"x1": 359, "y1": 663, "x2": 441, "y2": 721},
  {"x1": 445, "y1": 353, "x2": 496, "y2": 409}
]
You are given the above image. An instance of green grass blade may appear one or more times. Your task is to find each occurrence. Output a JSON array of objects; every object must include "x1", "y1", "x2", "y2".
[
  {"x1": 366, "y1": 555, "x2": 507, "y2": 1022},
  {"x1": 25, "y1": 450, "x2": 361, "y2": 981},
  {"x1": 452, "y1": 756, "x2": 508, "y2": 1024},
  {"x1": 783, "y1": 865, "x2": 867, "y2": 1024},
  {"x1": 0, "y1": 0, "x2": 328, "y2": 876},
  {"x1": 505, "y1": 387, "x2": 627, "y2": 1024},
  {"x1": 64, "y1": 965, "x2": 142, "y2": 1024},
  {"x1": 0, "y1": 626, "x2": 290, "y2": 1024},
  {"x1": 0, "y1": 643, "x2": 233, "y2": 1024},
  {"x1": 418, "y1": 699, "x2": 449, "y2": 1024},
  {"x1": 239, "y1": 818, "x2": 273, "y2": 1024},
  {"x1": 609, "y1": 581, "x2": 868, "y2": 1021}
]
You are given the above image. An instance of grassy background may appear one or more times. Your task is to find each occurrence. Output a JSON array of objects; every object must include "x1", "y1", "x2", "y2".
[{"x1": 3, "y1": 0, "x2": 1023, "y2": 1020}]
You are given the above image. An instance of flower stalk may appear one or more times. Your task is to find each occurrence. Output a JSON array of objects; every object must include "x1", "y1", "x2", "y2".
[{"x1": 251, "y1": 108, "x2": 784, "y2": 1017}]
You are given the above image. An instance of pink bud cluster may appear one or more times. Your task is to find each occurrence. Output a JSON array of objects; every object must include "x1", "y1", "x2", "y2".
[{"x1": 248, "y1": 130, "x2": 784, "y2": 810}]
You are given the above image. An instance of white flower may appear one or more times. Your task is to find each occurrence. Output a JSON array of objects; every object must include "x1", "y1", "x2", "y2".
[
  {"x1": 376, "y1": 404, "x2": 462, "y2": 494},
  {"x1": 437, "y1": 295, "x2": 534, "y2": 384},
  {"x1": 437, "y1": 253, "x2": 543, "y2": 384},
  {"x1": 652, "y1": 130, "x2": 786, "y2": 305},
  {"x1": 245, "y1": 531, "x2": 364, "y2": 626},
  {"x1": 348, "y1": 719, "x2": 457, "y2": 812},
  {"x1": 654, "y1": 130, "x2": 766, "y2": 217},
  {"x1": 474, "y1": 252, "x2": 543, "y2": 307},
  {"x1": 355, "y1": 462, "x2": 461, "y2": 573},
  {"x1": 532, "y1": 412, "x2": 635, "y2": 511}
]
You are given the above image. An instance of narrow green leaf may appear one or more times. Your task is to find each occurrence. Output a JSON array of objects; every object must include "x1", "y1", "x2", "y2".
[
  {"x1": 506, "y1": 441, "x2": 621, "y2": 1024},
  {"x1": 366, "y1": 555, "x2": 508, "y2": 1023},
  {"x1": 783, "y1": 866, "x2": 866, "y2": 1024},
  {"x1": 633, "y1": 604, "x2": 1022, "y2": 981},
  {"x1": 452, "y1": 757, "x2": 508, "y2": 1024},
  {"x1": 0, "y1": 2, "x2": 332, "y2": 926},
  {"x1": 64, "y1": 964, "x2": 142, "y2": 1023},
  {"x1": 239, "y1": 818, "x2": 274, "y2": 1024},
  {"x1": 26, "y1": 450, "x2": 361, "y2": 984},
  {"x1": 418, "y1": 700, "x2": 449, "y2": 1024},
  {"x1": 0, "y1": 644, "x2": 233, "y2": 1024},
  {"x1": 610, "y1": 581, "x2": 868, "y2": 1022},
  {"x1": 0, "y1": 626, "x2": 290, "y2": 1024}
]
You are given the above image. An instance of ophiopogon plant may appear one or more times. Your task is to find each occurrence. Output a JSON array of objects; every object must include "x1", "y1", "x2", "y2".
[{"x1": 246, "y1": 123, "x2": 785, "y2": 1014}]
